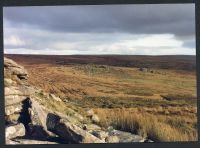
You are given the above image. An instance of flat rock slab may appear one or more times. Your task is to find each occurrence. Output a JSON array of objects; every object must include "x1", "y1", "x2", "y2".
[
  {"x1": 109, "y1": 129, "x2": 145, "y2": 142},
  {"x1": 31, "y1": 99, "x2": 54, "y2": 136},
  {"x1": 46, "y1": 113, "x2": 105, "y2": 143},
  {"x1": 5, "y1": 86, "x2": 31, "y2": 96},
  {"x1": 7, "y1": 139, "x2": 58, "y2": 145},
  {"x1": 5, "y1": 95, "x2": 28, "y2": 106}
]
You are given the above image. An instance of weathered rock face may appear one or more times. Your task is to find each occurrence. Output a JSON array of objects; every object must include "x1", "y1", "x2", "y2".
[
  {"x1": 4, "y1": 58, "x2": 28, "y2": 80},
  {"x1": 46, "y1": 113, "x2": 105, "y2": 143},
  {"x1": 4, "y1": 58, "x2": 52, "y2": 144},
  {"x1": 4, "y1": 57, "x2": 31, "y2": 126}
]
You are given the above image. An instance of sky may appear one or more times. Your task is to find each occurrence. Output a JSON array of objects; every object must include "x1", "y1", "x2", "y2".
[{"x1": 3, "y1": 4, "x2": 196, "y2": 55}]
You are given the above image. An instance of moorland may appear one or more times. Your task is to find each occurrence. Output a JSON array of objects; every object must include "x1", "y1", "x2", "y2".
[{"x1": 5, "y1": 54, "x2": 197, "y2": 142}]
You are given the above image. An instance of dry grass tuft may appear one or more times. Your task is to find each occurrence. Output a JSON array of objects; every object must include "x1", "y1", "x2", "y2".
[{"x1": 94, "y1": 108, "x2": 197, "y2": 142}]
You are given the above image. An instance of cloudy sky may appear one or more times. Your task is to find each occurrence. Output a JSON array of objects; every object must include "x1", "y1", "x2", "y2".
[{"x1": 3, "y1": 4, "x2": 195, "y2": 55}]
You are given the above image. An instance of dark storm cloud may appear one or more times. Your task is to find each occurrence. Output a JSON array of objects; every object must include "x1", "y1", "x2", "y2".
[{"x1": 3, "y1": 4, "x2": 195, "y2": 38}]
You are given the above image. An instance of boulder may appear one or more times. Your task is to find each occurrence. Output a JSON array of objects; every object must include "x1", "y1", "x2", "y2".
[
  {"x1": 42, "y1": 107, "x2": 83, "y2": 127},
  {"x1": 105, "y1": 136, "x2": 120, "y2": 143},
  {"x1": 83, "y1": 124, "x2": 102, "y2": 132},
  {"x1": 46, "y1": 113, "x2": 105, "y2": 143},
  {"x1": 5, "y1": 123, "x2": 25, "y2": 139},
  {"x1": 91, "y1": 115, "x2": 100, "y2": 123},
  {"x1": 109, "y1": 129, "x2": 145, "y2": 142},
  {"x1": 5, "y1": 114, "x2": 21, "y2": 124}
]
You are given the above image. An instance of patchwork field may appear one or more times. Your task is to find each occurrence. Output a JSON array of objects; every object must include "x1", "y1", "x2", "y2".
[{"x1": 5, "y1": 54, "x2": 197, "y2": 142}]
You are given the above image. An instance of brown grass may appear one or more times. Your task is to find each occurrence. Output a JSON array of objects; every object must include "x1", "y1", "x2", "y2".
[
  {"x1": 11, "y1": 58, "x2": 197, "y2": 142},
  {"x1": 94, "y1": 108, "x2": 197, "y2": 142}
]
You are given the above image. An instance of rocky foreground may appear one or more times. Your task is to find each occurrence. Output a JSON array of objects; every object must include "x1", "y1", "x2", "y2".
[{"x1": 4, "y1": 57, "x2": 152, "y2": 144}]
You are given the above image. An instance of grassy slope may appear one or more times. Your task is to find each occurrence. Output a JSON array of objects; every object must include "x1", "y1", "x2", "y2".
[{"x1": 5, "y1": 55, "x2": 197, "y2": 142}]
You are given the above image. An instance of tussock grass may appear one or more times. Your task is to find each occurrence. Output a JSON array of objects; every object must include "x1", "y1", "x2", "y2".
[{"x1": 94, "y1": 108, "x2": 197, "y2": 142}]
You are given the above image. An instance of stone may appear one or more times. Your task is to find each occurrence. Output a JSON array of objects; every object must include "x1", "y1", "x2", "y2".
[
  {"x1": 46, "y1": 113, "x2": 105, "y2": 143},
  {"x1": 50, "y1": 94, "x2": 62, "y2": 102},
  {"x1": 43, "y1": 107, "x2": 83, "y2": 127},
  {"x1": 139, "y1": 67, "x2": 148, "y2": 72},
  {"x1": 92, "y1": 131, "x2": 109, "y2": 140},
  {"x1": 5, "y1": 123, "x2": 25, "y2": 139},
  {"x1": 83, "y1": 124, "x2": 102, "y2": 131},
  {"x1": 109, "y1": 129, "x2": 145, "y2": 142},
  {"x1": 105, "y1": 136, "x2": 120, "y2": 143},
  {"x1": 144, "y1": 139, "x2": 154, "y2": 142},
  {"x1": 91, "y1": 115, "x2": 100, "y2": 123},
  {"x1": 6, "y1": 139, "x2": 19, "y2": 145},
  {"x1": 5, "y1": 104, "x2": 23, "y2": 115},
  {"x1": 86, "y1": 109, "x2": 94, "y2": 117},
  {"x1": 107, "y1": 126, "x2": 114, "y2": 132},
  {"x1": 5, "y1": 113, "x2": 21, "y2": 124}
]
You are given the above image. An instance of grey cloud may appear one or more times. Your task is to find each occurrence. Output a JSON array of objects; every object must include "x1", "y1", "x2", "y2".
[
  {"x1": 183, "y1": 40, "x2": 196, "y2": 48},
  {"x1": 3, "y1": 4, "x2": 195, "y2": 38}
]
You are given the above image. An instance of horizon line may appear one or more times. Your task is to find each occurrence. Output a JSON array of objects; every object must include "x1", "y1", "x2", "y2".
[{"x1": 4, "y1": 53, "x2": 196, "y2": 56}]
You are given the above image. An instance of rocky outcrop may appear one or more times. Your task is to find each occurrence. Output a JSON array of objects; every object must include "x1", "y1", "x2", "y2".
[
  {"x1": 4, "y1": 57, "x2": 152, "y2": 144},
  {"x1": 4, "y1": 58, "x2": 52, "y2": 144},
  {"x1": 4, "y1": 57, "x2": 31, "y2": 126},
  {"x1": 46, "y1": 113, "x2": 105, "y2": 143}
]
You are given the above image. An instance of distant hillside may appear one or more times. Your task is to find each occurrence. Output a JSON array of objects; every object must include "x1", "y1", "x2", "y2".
[{"x1": 5, "y1": 54, "x2": 196, "y2": 71}]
